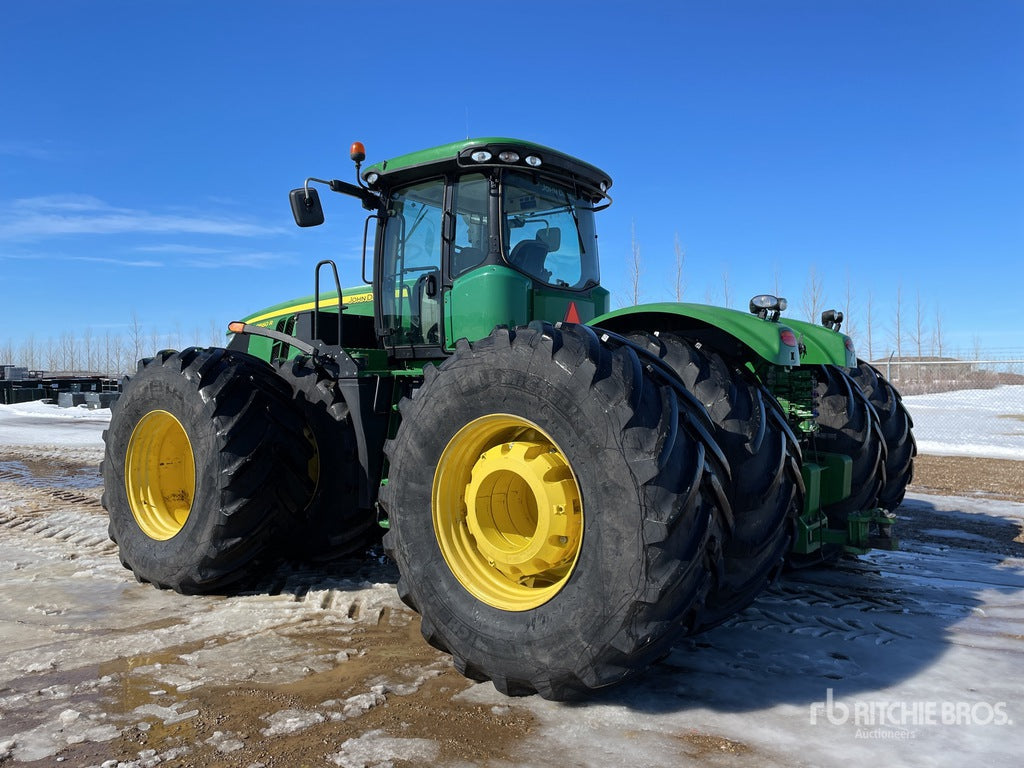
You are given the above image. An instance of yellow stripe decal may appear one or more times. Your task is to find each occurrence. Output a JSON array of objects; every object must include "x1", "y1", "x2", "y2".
[{"x1": 244, "y1": 292, "x2": 374, "y2": 326}]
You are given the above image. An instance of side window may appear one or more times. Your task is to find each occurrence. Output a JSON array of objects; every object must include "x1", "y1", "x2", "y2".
[
  {"x1": 380, "y1": 179, "x2": 444, "y2": 344},
  {"x1": 451, "y1": 174, "x2": 489, "y2": 278}
]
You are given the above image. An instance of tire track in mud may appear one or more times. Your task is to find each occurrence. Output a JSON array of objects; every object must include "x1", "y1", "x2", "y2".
[
  {"x1": 0, "y1": 472, "x2": 114, "y2": 556},
  {"x1": 717, "y1": 604, "x2": 914, "y2": 645}
]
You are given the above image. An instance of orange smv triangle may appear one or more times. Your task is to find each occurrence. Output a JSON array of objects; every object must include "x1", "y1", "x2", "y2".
[{"x1": 564, "y1": 301, "x2": 581, "y2": 324}]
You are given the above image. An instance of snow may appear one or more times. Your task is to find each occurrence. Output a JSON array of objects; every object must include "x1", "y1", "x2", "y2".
[
  {"x1": 902, "y1": 384, "x2": 1024, "y2": 460},
  {"x1": 3, "y1": 383, "x2": 1023, "y2": 460},
  {"x1": 0, "y1": 385, "x2": 1022, "y2": 766},
  {"x1": 0, "y1": 400, "x2": 109, "y2": 448}
]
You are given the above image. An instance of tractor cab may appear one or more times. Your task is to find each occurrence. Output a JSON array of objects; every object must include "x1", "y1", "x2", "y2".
[{"x1": 284, "y1": 139, "x2": 613, "y2": 360}]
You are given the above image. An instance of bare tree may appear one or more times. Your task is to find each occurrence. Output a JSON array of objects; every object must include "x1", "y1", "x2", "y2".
[
  {"x1": 630, "y1": 219, "x2": 642, "y2": 305},
  {"x1": 59, "y1": 332, "x2": 78, "y2": 372},
  {"x1": 129, "y1": 311, "x2": 144, "y2": 363},
  {"x1": 866, "y1": 289, "x2": 876, "y2": 361},
  {"x1": 45, "y1": 337, "x2": 59, "y2": 371},
  {"x1": 102, "y1": 331, "x2": 112, "y2": 376},
  {"x1": 20, "y1": 335, "x2": 37, "y2": 370},
  {"x1": 673, "y1": 233, "x2": 686, "y2": 301},
  {"x1": 892, "y1": 284, "x2": 904, "y2": 359},
  {"x1": 83, "y1": 327, "x2": 94, "y2": 373},
  {"x1": 801, "y1": 265, "x2": 825, "y2": 323},
  {"x1": 933, "y1": 309, "x2": 945, "y2": 357},
  {"x1": 842, "y1": 271, "x2": 858, "y2": 341},
  {"x1": 1, "y1": 338, "x2": 13, "y2": 365},
  {"x1": 909, "y1": 290, "x2": 926, "y2": 359},
  {"x1": 721, "y1": 264, "x2": 732, "y2": 309},
  {"x1": 773, "y1": 263, "x2": 782, "y2": 297}
]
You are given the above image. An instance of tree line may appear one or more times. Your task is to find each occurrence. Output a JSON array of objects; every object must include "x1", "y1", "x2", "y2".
[{"x1": 1, "y1": 313, "x2": 225, "y2": 378}]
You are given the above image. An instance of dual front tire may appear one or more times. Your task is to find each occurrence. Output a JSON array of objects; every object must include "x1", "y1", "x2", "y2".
[{"x1": 381, "y1": 323, "x2": 729, "y2": 699}]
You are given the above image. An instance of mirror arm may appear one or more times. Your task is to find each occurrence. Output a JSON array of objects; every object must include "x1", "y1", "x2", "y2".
[{"x1": 301, "y1": 177, "x2": 382, "y2": 211}]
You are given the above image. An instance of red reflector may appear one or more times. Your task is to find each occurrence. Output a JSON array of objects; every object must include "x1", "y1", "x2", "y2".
[
  {"x1": 780, "y1": 330, "x2": 798, "y2": 347},
  {"x1": 845, "y1": 337, "x2": 855, "y2": 351},
  {"x1": 564, "y1": 302, "x2": 581, "y2": 324}
]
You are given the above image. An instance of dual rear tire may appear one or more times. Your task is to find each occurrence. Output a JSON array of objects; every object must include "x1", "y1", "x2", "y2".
[{"x1": 102, "y1": 348, "x2": 314, "y2": 593}]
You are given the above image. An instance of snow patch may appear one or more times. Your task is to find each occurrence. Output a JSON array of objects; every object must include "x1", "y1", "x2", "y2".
[
  {"x1": 260, "y1": 708, "x2": 326, "y2": 737},
  {"x1": 903, "y1": 385, "x2": 1024, "y2": 460},
  {"x1": 327, "y1": 730, "x2": 440, "y2": 768}
]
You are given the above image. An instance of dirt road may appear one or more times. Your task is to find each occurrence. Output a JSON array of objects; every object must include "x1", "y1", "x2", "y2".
[{"x1": 1, "y1": 447, "x2": 1022, "y2": 767}]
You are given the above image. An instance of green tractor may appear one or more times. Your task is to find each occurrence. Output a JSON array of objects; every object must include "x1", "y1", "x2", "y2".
[{"x1": 101, "y1": 138, "x2": 915, "y2": 700}]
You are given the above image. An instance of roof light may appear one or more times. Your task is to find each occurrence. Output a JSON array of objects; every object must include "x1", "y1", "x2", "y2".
[
  {"x1": 821, "y1": 308, "x2": 844, "y2": 331},
  {"x1": 599, "y1": 181, "x2": 608, "y2": 192},
  {"x1": 365, "y1": 172, "x2": 379, "y2": 185},
  {"x1": 350, "y1": 141, "x2": 366, "y2": 163},
  {"x1": 471, "y1": 150, "x2": 492, "y2": 162},
  {"x1": 750, "y1": 294, "x2": 780, "y2": 313},
  {"x1": 525, "y1": 155, "x2": 542, "y2": 167},
  {"x1": 498, "y1": 151, "x2": 520, "y2": 163},
  {"x1": 750, "y1": 294, "x2": 788, "y2": 322}
]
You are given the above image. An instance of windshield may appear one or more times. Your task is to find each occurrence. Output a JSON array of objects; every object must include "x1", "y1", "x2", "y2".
[{"x1": 502, "y1": 171, "x2": 599, "y2": 289}]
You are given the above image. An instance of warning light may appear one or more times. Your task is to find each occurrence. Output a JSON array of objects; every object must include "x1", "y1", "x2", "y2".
[{"x1": 350, "y1": 142, "x2": 366, "y2": 163}]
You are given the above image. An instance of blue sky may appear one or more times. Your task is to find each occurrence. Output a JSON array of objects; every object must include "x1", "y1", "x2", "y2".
[{"x1": 1, "y1": 0, "x2": 1021, "y2": 364}]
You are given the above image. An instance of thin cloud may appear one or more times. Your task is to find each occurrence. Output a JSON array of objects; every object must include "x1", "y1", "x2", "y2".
[
  {"x1": 135, "y1": 244, "x2": 231, "y2": 255},
  {"x1": 0, "y1": 141, "x2": 54, "y2": 160},
  {"x1": 183, "y1": 251, "x2": 288, "y2": 269},
  {"x1": 0, "y1": 195, "x2": 284, "y2": 239},
  {"x1": 66, "y1": 255, "x2": 164, "y2": 268}
]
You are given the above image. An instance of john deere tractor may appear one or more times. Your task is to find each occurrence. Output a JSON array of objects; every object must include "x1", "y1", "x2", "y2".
[{"x1": 102, "y1": 138, "x2": 915, "y2": 700}]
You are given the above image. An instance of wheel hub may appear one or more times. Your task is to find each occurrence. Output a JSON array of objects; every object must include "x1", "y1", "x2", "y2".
[
  {"x1": 124, "y1": 410, "x2": 196, "y2": 540},
  {"x1": 433, "y1": 415, "x2": 583, "y2": 611}
]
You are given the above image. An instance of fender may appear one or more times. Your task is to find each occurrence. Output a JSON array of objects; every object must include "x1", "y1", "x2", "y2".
[
  {"x1": 781, "y1": 317, "x2": 857, "y2": 367},
  {"x1": 590, "y1": 302, "x2": 804, "y2": 367}
]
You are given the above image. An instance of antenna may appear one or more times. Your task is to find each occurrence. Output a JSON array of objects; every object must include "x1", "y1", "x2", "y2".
[{"x1": 465, "y1": 107, "x2": 470, "y2": 139}]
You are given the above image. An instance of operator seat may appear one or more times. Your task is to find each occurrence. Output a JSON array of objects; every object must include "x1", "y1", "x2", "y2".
[{"x1": 508, "y1": 238, "x2": 551, "y2": 283}]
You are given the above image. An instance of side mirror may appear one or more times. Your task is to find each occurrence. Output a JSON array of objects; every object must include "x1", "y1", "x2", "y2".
[{"x1": 289, "y1": 187, "x2": 325, "y2": 227}]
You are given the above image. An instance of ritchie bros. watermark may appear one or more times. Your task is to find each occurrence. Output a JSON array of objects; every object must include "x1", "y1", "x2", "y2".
[{"x1": 809, "y1": 688, "x2": 1012, "y2": 739}]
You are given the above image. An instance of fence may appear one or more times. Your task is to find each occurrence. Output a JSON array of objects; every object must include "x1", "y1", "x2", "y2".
[{"x1": 875, "y1": 358, "x2": 1024, "y2": 397}]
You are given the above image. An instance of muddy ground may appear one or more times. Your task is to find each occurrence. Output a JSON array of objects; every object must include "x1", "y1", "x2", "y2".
[{"x1": 0, "y1": 448, "x2": 1021, "y2": 767}]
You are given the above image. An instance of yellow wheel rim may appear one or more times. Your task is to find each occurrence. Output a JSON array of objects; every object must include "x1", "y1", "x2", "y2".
[
  {"x1": 432, "y1": 414, "x2": 583, "y2": 611},
  {"x1": 125, "y1": 410, "x2": 196, "y2": 540}
]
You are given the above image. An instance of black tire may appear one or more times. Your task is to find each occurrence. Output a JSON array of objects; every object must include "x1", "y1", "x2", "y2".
[
  {"x1": 627, "y1": 332, "x2": 802, "y2": 631},
  {"x1": 848, "y1": 360, "x2": 916, "y2": 511},
  {"x1": 380, "y1": 323, "x2": 729, "y2": 700},
  {"x1": 101, "y1": 347, "x2": 313, "y2": 594},
  {"x1": 812, "y1": 364, "x2": 885, "y2": 529},
  {"x1": 274, "y1": 355, "x2": 379, "y2": 559}
]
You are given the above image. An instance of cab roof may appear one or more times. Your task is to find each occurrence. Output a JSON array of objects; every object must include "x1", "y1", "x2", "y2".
[{"x1": 361, "y1": 137, "x2": 613, "y2": 200}]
